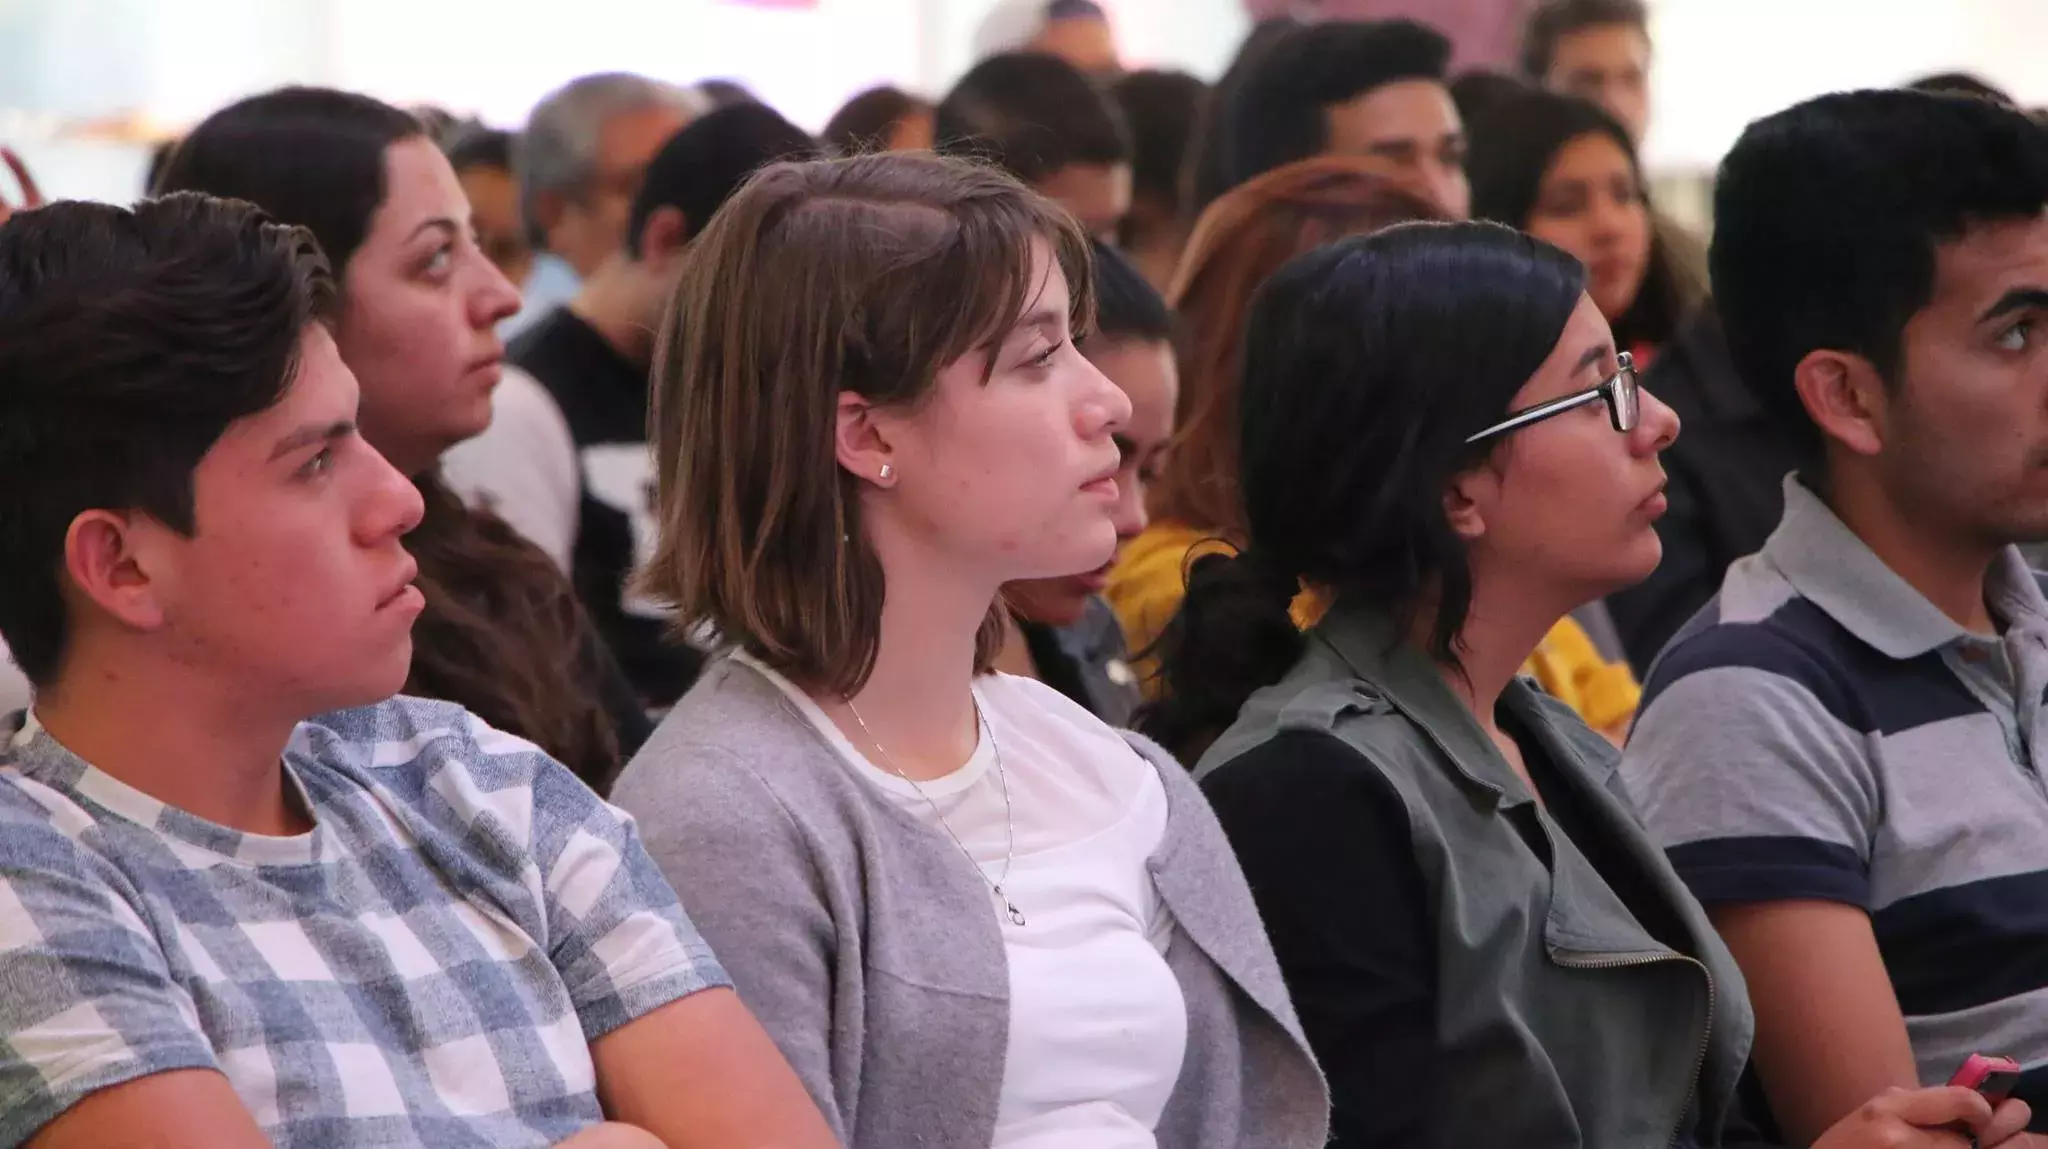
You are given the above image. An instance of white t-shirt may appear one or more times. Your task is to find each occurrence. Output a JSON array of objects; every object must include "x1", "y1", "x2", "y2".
[
  {"x1": 736, "y1": 651, "x2": 1189, "y2": 1148},
  {"x1": 439, "y1": 366, "x2": 580, "y2": 570}
]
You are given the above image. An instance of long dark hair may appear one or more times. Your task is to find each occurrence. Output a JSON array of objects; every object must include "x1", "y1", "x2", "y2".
[
  {"x1": 1139, "y1": 222, "x2": 1586, "y2": 761},
  {"x1": 157, "y1": 87, "x2": 623, "y2": 786},
  {"x1": 1465, "y1": 89, "x2": 1694, "y2": 352}
]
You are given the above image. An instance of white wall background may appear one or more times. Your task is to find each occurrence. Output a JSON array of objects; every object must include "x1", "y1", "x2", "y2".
[{"x1": 3, "y1": 0, "x2": 2046, "y2": 203}]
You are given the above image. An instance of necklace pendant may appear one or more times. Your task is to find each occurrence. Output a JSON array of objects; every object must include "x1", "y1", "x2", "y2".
[{"x1": 997, "y1": 889, "x2": 1027, "y2": 927}]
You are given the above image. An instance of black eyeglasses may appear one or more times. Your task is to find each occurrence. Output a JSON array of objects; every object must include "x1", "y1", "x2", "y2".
[{"x1": 1464, "y1": 352, "x2": 1639, "y2": 445}]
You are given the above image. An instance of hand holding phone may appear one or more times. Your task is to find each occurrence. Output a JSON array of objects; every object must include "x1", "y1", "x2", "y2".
[{"x1": 1950, "y1": 1054, "x2": 2024, "y2": 1103}]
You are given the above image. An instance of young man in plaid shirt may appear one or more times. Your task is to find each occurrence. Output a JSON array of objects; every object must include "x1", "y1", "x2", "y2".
[{"x1": 0, "y1": 194, "x2": 835, "y2": 1149}]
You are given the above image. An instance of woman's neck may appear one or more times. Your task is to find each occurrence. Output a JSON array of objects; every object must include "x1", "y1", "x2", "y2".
[
  {"x1": 1426, "y1": 575, "x2": 1570, "y2": 742},
  {"x1": 818, "y1": 543, "x2": 994, "y2": 782}
]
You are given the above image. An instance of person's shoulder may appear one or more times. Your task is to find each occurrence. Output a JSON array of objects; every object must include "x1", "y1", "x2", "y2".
[
  {"x1": 1198, "y1": 675, "x2": 1403, "y2": 783},
  {"x1": 296, "y1": 695, "x2": 579, "y2": 825},
  {"x1": 1641, "y1": 593, "x2": 1867, "y2": 723}
]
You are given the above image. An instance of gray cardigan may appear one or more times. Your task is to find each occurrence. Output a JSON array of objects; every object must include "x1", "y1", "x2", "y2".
[{"x1": 610, "y1": 656, "x2": 1330, "y2": 1149}]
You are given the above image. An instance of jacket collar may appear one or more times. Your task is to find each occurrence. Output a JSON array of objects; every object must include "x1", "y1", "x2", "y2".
[{"x1": 1312, "y1": 598, "x2": 1606, "y2": 811}]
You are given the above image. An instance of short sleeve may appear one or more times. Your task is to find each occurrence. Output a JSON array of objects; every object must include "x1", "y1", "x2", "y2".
[
  {"x1": 0, "y1": 791, "x2": 218, "y2": 1148},
  {"x1": 461, "y1": 716, "x2": 731, "y2": 1040},
  {"x1": 1621, "y1": 629, "x2": 1878, "y2": 909}
]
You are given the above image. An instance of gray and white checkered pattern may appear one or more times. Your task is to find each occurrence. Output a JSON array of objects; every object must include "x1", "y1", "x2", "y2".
[{"x1": 0, "y1": 696, "x2": 729, "y2": 1148}]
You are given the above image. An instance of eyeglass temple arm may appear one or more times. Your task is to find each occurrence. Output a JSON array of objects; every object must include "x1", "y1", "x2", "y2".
[{"x1": 1463, "y1": 388, "x2": 1606, "y2": 444}]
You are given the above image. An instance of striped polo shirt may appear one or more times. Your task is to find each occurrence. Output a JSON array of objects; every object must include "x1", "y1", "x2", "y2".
[{"x1": 1622, "y1": 475, "x2": 2048, "y2": 1105}]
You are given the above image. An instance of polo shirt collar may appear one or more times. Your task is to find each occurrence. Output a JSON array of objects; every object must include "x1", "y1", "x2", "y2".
[{"x1": 1761, "y1": 474, "x2": 2048, "y2": 659}]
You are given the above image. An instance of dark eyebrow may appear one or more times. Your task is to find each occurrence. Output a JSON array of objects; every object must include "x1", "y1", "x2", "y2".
[
  {"x1": 1977, "y1": 287, "x2": 2048, "y2": 325},
  {"x1": 269, "y1": 420, "x2": 354, "y2": 462},
  {"x1": 1576, "y1": 343, "x2": 1615, "y2": 377}
]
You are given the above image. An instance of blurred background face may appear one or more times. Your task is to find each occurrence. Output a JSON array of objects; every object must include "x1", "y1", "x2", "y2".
[
  {"x1": 336, "y1": 136, "x2": 522, "y2": 475},
  {"x1": 1523, "y1": 132, "x2": 1651, "y2": 325},
  {"x1": 454, "y1": 161, "x2": 534, "y2": 288},
  {"x1": 887, "y1": 108, "x2": 937, "y2": 151},
  {"x1": 1324, "y1": 80, "x2": 1472, "y2": 219},
  {"x1": 1456, "y1": 294, "x2": 1679, "y2": 602},
  {"x1": 1038, "y1": 161, "x2": 1133, "y2": 241},
  {"x1": 139, "y1": 327, "x2": 427, "y2": 715},
  {"x1": 867, "y1": 242, "x2": 1130, "y2": 592},
  {"x1": 1544, "y1": 22, "x2": 1653, "y2": 144},
  {"x1": 546, "y1": 104, "x2": 692, "y2": 276},
  {"x1": 1006, "y1": 331, "x2": 1179, "y2": 626},
  {"x1": 1034, "y1": 13, "x2": 1121, "y2": 77}
]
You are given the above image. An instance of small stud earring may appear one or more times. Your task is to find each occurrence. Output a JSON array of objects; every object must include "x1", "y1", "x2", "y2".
[{"x1": 879, "y1": 463, "x2": 894, "y2": 482}]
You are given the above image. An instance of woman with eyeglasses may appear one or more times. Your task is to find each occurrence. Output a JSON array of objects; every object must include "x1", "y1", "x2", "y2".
[{"x1": 1142, "y1": 221, "x2": 2031, "y2": 1149}]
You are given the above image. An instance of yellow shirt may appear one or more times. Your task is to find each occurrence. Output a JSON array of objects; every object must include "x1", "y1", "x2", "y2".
[{"x1": 1104, "y1": 520, "x2": 1640, "y2": 730}]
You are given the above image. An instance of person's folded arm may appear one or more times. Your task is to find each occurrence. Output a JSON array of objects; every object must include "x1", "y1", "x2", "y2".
[{"x1": 589, "y1": 989, "x2": 836, "y2": 1149}]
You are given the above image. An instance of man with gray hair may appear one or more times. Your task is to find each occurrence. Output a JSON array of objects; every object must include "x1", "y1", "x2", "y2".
[{"x1": 518, "y1": 72, "x2": 703, "y2": 285}]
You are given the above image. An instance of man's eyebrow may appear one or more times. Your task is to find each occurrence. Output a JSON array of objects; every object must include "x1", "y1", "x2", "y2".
[{"x1": 268, "y1": 420, "x2": 354, "y2": 462}]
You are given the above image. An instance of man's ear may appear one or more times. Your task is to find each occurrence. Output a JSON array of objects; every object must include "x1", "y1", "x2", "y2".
[
  {"x1": 62, "y1": 510, "x2": 168, "y2": 633},
  {"x1": 1793, "y1": 348, "x2": 1889, "y2": 458},
  {"x1": 637, "y1": 206, "x2": 693, "y2": 271}
]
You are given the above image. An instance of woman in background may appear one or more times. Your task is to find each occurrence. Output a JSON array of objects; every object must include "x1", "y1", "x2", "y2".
[
  {"x1": 1465, "y1": 87, "x2": 1698, "y2": 368},
  {"x1": 159, "y1": 87, "x2": 649, "y2": 791},
  {"x1": 1108, "y1": 154, "x2": 1441, "y2": 682}
]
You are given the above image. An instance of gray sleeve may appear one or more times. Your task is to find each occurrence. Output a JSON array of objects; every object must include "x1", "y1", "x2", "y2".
[
  {"x1": 1621, "y1": 665, "x2": 1878, "y2": 908},
  {"x1": 608, "y1": 747, "x2": 846, "y2": 1141}
]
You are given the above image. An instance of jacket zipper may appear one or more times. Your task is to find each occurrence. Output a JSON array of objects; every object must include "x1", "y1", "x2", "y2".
[{"x1": 1549, "y1": 947, "x2": 1715, "y2": 1148}]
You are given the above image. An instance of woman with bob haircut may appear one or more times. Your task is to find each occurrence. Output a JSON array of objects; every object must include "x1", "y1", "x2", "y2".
[
  {"x1": 608, "y1": 151, "x2": 1329, "y2": 1149},
  {"x1": 1147, "y1": 221, "x2": 2031, "y2": 1148}
]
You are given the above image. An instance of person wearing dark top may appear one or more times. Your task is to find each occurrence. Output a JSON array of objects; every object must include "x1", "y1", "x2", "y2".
[
  {"x1": 1138, "y1": 221, "x2": 2031, "y2": 1148},
  {"x1": 511, "y1": 103, "x2": 818, "y2": 708},
  {"x1": 999, "y1": 241, "x2": 1175, "y2": 726}
]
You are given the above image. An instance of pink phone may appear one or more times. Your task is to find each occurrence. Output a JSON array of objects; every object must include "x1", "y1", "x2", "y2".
[{"x1": 1949, "y1": 1053, "x2": 2024, "y2": 1103}]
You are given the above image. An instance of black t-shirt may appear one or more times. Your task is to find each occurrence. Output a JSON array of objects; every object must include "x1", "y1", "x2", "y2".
[{"x1": 509, "y1": 308, "x2": 702, "y2": 708}]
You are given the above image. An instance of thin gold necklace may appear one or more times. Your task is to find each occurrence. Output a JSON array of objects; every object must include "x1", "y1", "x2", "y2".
[{"x1": 844, "y1": 695, "x2": 1025, "y2": 926}]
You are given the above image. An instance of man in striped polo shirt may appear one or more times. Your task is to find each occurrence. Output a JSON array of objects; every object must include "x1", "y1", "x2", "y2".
[{"x1": 1621, "y1": 89, "x2": 2048, "y2": 1143}]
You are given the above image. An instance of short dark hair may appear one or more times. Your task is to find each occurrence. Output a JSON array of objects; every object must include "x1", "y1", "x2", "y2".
[
  {"x1": 444, "y1": 125, "x2": 515, "y2": 174},
  {"x1": 0, "y1": 194, "x2": 335, "y2": 685},
  {"x1": 1519, "y1": 0, "x2": 1650, "y2": 79},
  {"x1": 1711, "y1": 89, "x2": 2048, "y2": 464},
  {"x1": 1907, "y1": 72, "x2": 2015, "y2": 106},
  {"x1": 626, "y1": 103, "x2": 818, "y2": 257},
  {"x1": 156, "y1": 86, "x2": 423, "y2": 273},
  {"x1": 1088, "y1": 238, "x2": 1172, "y2": 342},
  {"x1": 1187, "y1": 18, "x2": 1304, "y2": 217},
  {"x1": 1225, "y1": 20, "x2": 1453, "y2": 193},
  {"x1": 1109, "y1": 69, "x2": 1209, "y2": 220},
  {"x1": 822, "y1": 86, "x2": 932, "y2": 156},
  {"x1": 935, "y1": 51, "x2": 1131, "y2": 185},
  {"x1": 1140, "y1": 222, "x2": 1585, "y2": 759}
]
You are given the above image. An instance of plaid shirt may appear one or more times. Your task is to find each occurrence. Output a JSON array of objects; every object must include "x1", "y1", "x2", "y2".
[{"x1": 0, "y1": 696, "x2": 729, "y2": 1148}]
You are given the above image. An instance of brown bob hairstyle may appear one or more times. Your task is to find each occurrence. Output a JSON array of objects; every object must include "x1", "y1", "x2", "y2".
[
  {"x1": 1153, "y1": 155, "x2": 1444, "y2": 538},
  {"x1": 640, "y1": 151, "x2": 1095, "y2": 698}
]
